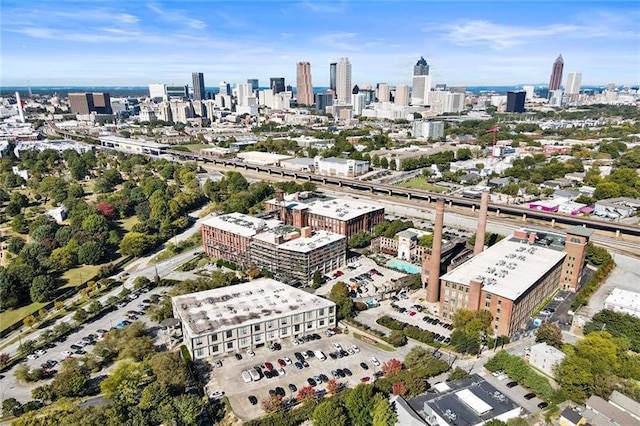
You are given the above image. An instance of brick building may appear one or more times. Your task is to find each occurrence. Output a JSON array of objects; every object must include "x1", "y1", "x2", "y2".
[
  {"x1": 438, "y1": 227, "x2": 591, "y2": 336},
  {"x1": 264, "y1": 190, "x2": 385, "y2": 238}
]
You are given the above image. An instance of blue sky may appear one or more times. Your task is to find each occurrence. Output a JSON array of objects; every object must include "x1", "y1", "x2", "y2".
[{"x1": 1, "y1": 1, "x2": 638, "y2": 87}]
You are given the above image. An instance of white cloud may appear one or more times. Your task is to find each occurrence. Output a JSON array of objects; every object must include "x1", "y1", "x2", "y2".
[
  {"x1": 298, "y1": 1, "x2": 343, "y2": 13},
  {"x1": 146, "y1": 3, "x2": 207, "y2": 30},
  {"x1": 314, "y1": 32, "x2": 361, "y2": 52}
]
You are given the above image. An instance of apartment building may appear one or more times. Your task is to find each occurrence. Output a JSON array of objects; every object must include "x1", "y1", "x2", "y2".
[
  {"x1": 173, "y1": 278, "x2": 337, "y2": 359},
  {"x1": 264, "y1": 190, "x2": 385, "y2": 238},
  {"x1": 250, "y1": 227, "x2": 346, "y2": 283},
  {"x1": 438, "y1": 227, "x2": 591, "y2": 336}
]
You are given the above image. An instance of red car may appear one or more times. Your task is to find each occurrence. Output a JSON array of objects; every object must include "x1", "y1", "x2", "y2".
[
  {"x1": 409, "y1": 311, "x2": 417, "y2": 316},
  {"x1": 335, "y1": 271, "x2": 343, "y2": 277},
  {"x1": 264, "y1": 362, "x2": 274, "y2": 371},
  {"x1": 360, "y1": 376, "x2": 371, "y2": 383},
  {"x1": 277, "y1": 359, "x2": 287, "y2": 367}
]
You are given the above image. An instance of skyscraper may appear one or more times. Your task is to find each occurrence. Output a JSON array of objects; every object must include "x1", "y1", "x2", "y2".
[
  {"x1": 565, "y1": 72, "x2": 582, "y2": 96},
  {"x1": 69, "y1": 92, "x2": 112, "y2": 115},
  {"x1": 192, "y1": 72, "x2": 206, "y2": 101},
  {"x1": 377, "y1": 83, "x2": 390, "y2": 102},
  {"x1": 411, "y1": 56, "x2": 432, "y2": 106},
  {"x1": 247, "y1": 79, "x2": 259, "y2": 92},
  {"x1": 336, "y1": 57, "x2": 352, "y2": 105},
  {"x1": 506, "y1": 91, "x2": 526, "y2": 113},
  {"x1": 270, "y1": 78, "x2": 286, "y2": 94},
  {"x1": 219, "y1": 81, "x2": 231, "y2": 96},
  {"x1": 329, "y1": 63, "x2": 337, "y2": 92},
  {"x1": 296, "y1": 62, "x2": 313, "y2": 106},
  {"x1": 548, "y1": 55, "x2": 564, "y2": 91},
  {"x1": 394, "y1": 85, "x2": 410, "y2": 106}
]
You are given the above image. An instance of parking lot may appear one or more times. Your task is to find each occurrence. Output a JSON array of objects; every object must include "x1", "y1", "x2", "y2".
[
  {"x1": 316, "y1": 256, "x2": 408, "y2": 300},
  {"x1": 482, "y1": 370, "x2": 546, "y2": 415},
  {"x1": 203, "y1": 332, "x2": 399, "y2": 421}
]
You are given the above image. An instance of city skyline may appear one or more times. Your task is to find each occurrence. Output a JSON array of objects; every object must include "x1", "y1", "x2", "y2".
[{"x1": 1, "y1": 1, "x2": 638, "y2": 87}]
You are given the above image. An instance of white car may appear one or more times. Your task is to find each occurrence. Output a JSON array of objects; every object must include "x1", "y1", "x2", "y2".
[
  {"x1": 27, "y1": 354, "x2": 39, "y2": 360},
  {"x1": 247, "y1": 350, "x2": 255, "y2": 357},
  {"x1": 277, "y1": 367, "x2": 286, "y2": 376},
  {"x1": 293, "y1": 339, "x2": 299, "y2": 346},
  {"x1": 347, "y1": 348, "x2": 355, "y2": 355},
  {"x1": 209, "y1": 391, "x2": 225, "y2": 400},
  {"x1": 75, "y1": 341, "x2": 87, "y2": 347},
  {"x1": 351, "y1": 345, "x2": 360, "y2": 353},
  {"x1": 241, "y1": 370, "x2": 253, "y2": 383},
  {"x1": 61, "y1": 351, "x2": 73, "y2": 357},
  {"x1": 371, "y1": 357, "x2": 380, "y2": 367},
  {"x1": 283, "y1": 357, "x2": 292, "y2": 365},
  {"x1": 333, "y1": 342, "x2": 342, "y2": 350},
  {"x1": 35, "y1": 349, "x2": 46, "y2": 356}
]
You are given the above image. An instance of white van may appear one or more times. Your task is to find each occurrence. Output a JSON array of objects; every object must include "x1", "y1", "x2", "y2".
[
  {"x1": 249, "y1": 368, "x2": 261, "y2": 381},
  {"x1": 242, "y1": 370, "x2": 253, "y2": 383},
  {"x1": 314, "y1": 350, "x2": 326, "y2": 361}
]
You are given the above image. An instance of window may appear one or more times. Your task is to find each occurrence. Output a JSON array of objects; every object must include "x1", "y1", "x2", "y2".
[
  {"x1": 227, "y1": 342, "x2": 233, "y2": 349},
  {"x1": 281, "y1": 318, "x2": 288, "y2": 325},
  {"x1": 280, "y1": 327, "x2": 288, "y2": 336},
  {"x1": 294, "y1": 324, "x2": 301, "y2": 332},
  {"x1": 319, "y1": 320, "x2": 325, "y2": 326},
  {"x1": 254, "y1": 324, "x2": 261, "y2": 332},
  {"x1": 319, "y1": 308, "x2": 325, "y2": 316},
  {"x1": 211, "y1": 333, "x2": 218, "y2": 342},
  {"x1": 328, "y1": 307, "x2": 334, "y2": 314},
  {"x1": 240, "y1": 338, "x2": 248, "y2": 346},
  {"x1": 195, "y1": 338, "x2": 203, "y2": 346},
  {"x1": 307, "y1": 322, "x2": 313, "y2": 329},
  {"x1": 212, "y1": 345, "x2": 219, "y2": 353},
  {"x1": 497, "y1": 300, "x2": 502, "y2": 306},
  {"x1": 195, "y1": 348, "x2": 204, "y2": 357},
  {"x1": 226, "y1": 330, "x2": 232, "y2": 338},
  {"x1": 485, "y1": 301, "x2": 491, "y2": 308}
]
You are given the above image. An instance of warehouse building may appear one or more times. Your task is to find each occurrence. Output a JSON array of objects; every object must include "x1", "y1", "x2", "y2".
[{"x1": 173, "y1": 278, "x2": 336, "y2": 359}]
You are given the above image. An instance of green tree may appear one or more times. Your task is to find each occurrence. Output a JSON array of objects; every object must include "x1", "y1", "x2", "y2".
[
  {"x1": 23, "y1": 315, "x2": 37, "y2": 328},
  {"x1": 73, "y1": 309, "x2": 88, "y2": 323},
  {"x1": 7, "y1": 236, "x2": 26, "y2": 254},
  {"x1": 172, "y1": 394, "x2": 203, "y2": 426},
  {"x1": 100, "y1": 361, "x2": 146, "y2": 403},
  {"x1": 120, "y1": 232, "x2": 155, "y2": 256},
  {"x1": 313, "y1": 399, "x2": 349, "y2": 426},
  {"x1": 348, "y1": 231, "x2": 373, "y2": 248},
  {"x1": 51, "y1": 358, "x2": 90, "y2": 398},
  {"x1": 2, "y1": 398, "x2": 22, "y2": 417},
  {"x1": 535, "y1": 322, "x2": 563, "y2": 348},
  {"x1": 344, "y1": 384, "x2": 375, "y2": 426},
  {"x1": 11, "y1": 214, "x2": 29, "y2": 233},
  {"x1": 147, "y1": 352, "x2": 190, "y2": 391},
  {"x1": 87, "y1": 301, "x2": 103, "y2": 315},
  {"x1": 30, "y1": 275, "x2": 57, "y2": 302},
  {"x1": 448, "y1": 367, "x2": 470, "y2": 382},
  {"x1": 329, "y1": 281, "x2": 354, "y2": 320},
  {"x1": 77, "y1": 241, "x2": 106, "y2": 265},
  {"x1": 312, "y1": 270, "x2": 323, "y2": 289},
  {"x1": 371, "y1": 392, "x2": 397, "y2": 426}
]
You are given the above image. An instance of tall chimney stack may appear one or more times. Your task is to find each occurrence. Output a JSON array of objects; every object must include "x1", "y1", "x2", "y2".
[
  {"x1": 474, "y1": 190, "x2": 490, "y2": 255},
  {"x1": 427, "y1": 198, "x2": 445, "y2": 303}
]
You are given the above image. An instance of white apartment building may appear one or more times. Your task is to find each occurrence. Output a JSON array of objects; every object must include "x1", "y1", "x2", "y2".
[
  {"x1": 353, "y1": 93, "x2": 366, "y2": 115},
  {"x1": 528, "y1": 342, "x2": 565, "y2": 377},
  {"x1": 336, "y1": 57, "x2": 352, "y2": 105},
  {"x1": 173, "y1": 279, "x2": 337, "y2": 359},
  {"x1": 413, "y1": 120, "x2": 445, "y2": 140},
  {"x1": 411, "y1": 75, "x2": 432, "y2": 106},
  {"x1": 427, "y1": 91, "x2": 465, "y2": 114},
  {"x1": 377, "y1": 83, "x2": 390, "y2": 103}
]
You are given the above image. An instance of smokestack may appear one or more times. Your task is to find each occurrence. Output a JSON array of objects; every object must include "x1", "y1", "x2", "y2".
[
  {"x1": 474, "y1": 190, "x2": 489, "y2": 255},
  {"x1": 427, "y1": 198, "x2": 445, "y2": 303},
  {"x1": 15, "y1": 92, "x2": 25, "y2": 124}
]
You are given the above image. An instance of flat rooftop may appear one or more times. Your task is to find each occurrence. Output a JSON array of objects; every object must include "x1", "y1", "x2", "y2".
[
  {"x1": 172, "y1": 278, "x2": 335, "y2": 336},
  {"x1": 277, "y1": 230, "x2": 345, "y2": 253},
  {"x1": 605, "y1": 288, "x2": 640, "y2": 314},
  {"x1": 99, "y1": 135, "x2": 170, "y2": 149},
  {"x1": 267, "y1": 192, "x2": 384, "y2": 221},
  {"x1": 201, "y1": 212, "x2": 281, "y2": 237},
  {"x1": 407, "y1": 374, "x2": 522, "y2": 426},
  {"x1": 440, "y1": 229, "x2": 567, "y2": 301}
]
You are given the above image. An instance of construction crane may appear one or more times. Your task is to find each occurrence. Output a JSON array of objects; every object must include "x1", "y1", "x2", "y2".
[{"x1": 485, "y1": 126, "x2": 500, "y2": 165}]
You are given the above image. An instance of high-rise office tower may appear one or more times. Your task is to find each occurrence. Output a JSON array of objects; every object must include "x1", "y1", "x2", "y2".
[
  {"x1": 192, "y1": 72, "x2": 206, "y2": 101},
  {"x1": 247, "y1": 79, "x2": 259, "y2": 92},
  {"x1": 69, "y1": 92, "x2": 112, "y2": 115},
  {"x1": 548, "y1": 55, "x2": 564, "y2": 91},
  {"x1": 236, "y1": 83, "x2": 253, "y2": 106},
  {"x1": 411, "y1": 56, "x2": 432, "y2": 106},
  {"x1": 336, "y1": 57, "x2": 352, "y2": 104},
  {"x1": 315, "y1": 93, "x2": 333, "y2": 112},
  {"x1": 270, "y1": 78, "x2": 286, "y2": 94},
  {"x1": 166, "y1": 84, "x2": 189, "y2": 100},
  {"x1": 394, "y1": 85, "x2": 410, "y2": 106},
  {"x1": 149, "y1": 84, "x2": 166, "y2": 100},
  {"x1": 565, "y1": 72, "x2": 582, "y2": 98},
  {"x1": 296, "y1": 62, "x2": 314, "y2": 106},
  {"x1": 219, "y1": 81, "x2": 231, "y2": 96},
  {"x1": 377, "y1": 83, "x2": 390, "y2": 102},
  {"x1": 329, "y1": 63, "x2": 337, "y2": 92},
  {"x1": 414, "y1": 56, "x2": 430, "y2": 76},
  {"x1": 506, "y1": 91, "x2": 526, "y2": 113}
]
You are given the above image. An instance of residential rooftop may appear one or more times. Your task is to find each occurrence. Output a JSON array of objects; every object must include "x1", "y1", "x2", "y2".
[
  {"x1": 440, "y1": 228, "x2": 567, "y2": 300},
  {"x1": 405, "y1": 374, "x2": 521, "y2": 426},
  {"x1": 253, "y1": 228, "x2": 346, "y2": 253},
  {"x1": 172, "y1": 278, "x2": 335, "y2": 336},
  {"x1": 266, "y1": 192, "x2": 384, "y2": 221},
  {"x1": 201, "y1": 212, "x2": 282, "y2": 238},
  {"x1": 99, "y1": 135, "x2": 170, "y2": 149}
]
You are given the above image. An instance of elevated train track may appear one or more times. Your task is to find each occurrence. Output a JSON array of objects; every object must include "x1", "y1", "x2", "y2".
[{"x1": 45, "y1": 123, "x2": 640, "y2": 239}]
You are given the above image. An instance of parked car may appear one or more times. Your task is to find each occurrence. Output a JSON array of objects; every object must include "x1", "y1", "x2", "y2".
[
  {"x1": 35, "y1": 349, "x2": 46, "y2": 356},
  {"x1": 27, "y1": 354, "x2": 39, "y2": 360},
  {"x1": 371, "y1": 357, "x2": 380, "y2": 367},
  {"x1": 537, "y1": 402, "x2": 549, "y2": 409},
  {"x1": 278, "y1": 359, "x2": 286, "y2": 367},
  {"x1": 360, "y1": 362, "x2": 369, "y2": 370},
  {"x1": 61, "y1": 350, "x2": 72, "y2": 357},
  {"x1": 506, "y1": 381, "x2": 518, "y2": 388},
  {"x1": 247, "y1": 350, "x2": 255, "y2": 357},
  {"x1": 307, "y1": 377, "x2": 317, "y2": 387},
  {"x1": 524, "y1": 392, "x2": 536, "y2": 400},
  {"x1": 248, "y1": 395, "x2": 258, "y2": 405},
  {"x1": 215, "y1": 360, "x2": 223, "y2": 368},
  {"x1": 343, "y1": 368, "x2": 352, "y2": 376},
  {"x1": 294, "y1": 362, "x2": 303, "y2": 370},
  {"x1": 242, "y1": 370, "x2": 253, "y2": 383},
  {"x1": 283, "y1": 357, "x2": 292, "y2": 365},
  {"x1": 277, "y1": 368, "x2": 286, "y2": 376},
  {"x1": 288, "y1": 383, "x2": 297, "y2": 393},
  {"x1": 235, "y1": 353, "x2": 242, "y2": 360},
  {"x1": 264, "y1": 362, "x2": 274, "y2": 371}
]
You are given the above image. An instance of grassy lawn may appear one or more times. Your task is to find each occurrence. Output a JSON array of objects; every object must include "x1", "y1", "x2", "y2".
[
  {"x1": 352, "y1": 332, "x2": 396, "y2": 352},
  {"x1": 119, "y1": 216, "x2": 139, "y2": 232},
  {"x1": 0, "y1": 302, "x2": 47, "y2": 334},
  {"x1": 61, "y1": 265, "x2": 101, "y2": 289},
  {"x1": 396, "y1": 177, "x2": 448, "y2": 192},
  {"x1": 179, "y1": 143, "x2": 217, "y2": 152}
]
